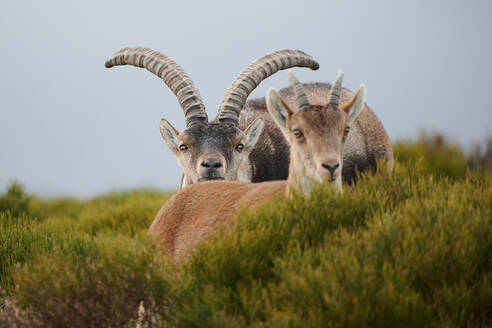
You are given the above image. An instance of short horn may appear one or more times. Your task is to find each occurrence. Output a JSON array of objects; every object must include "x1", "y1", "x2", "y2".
[
  {"x1": 287, "y1": 70, "x2": 310, "y2": 109},
  {"x1": 217, "y1": 49, "x2": 319, "y2": 125},
  {"x1": 105, "y1": 47, "x2": 208, "y2": 127},
  {"x1": 327, "y1": 70, "x2": 344, "y2": 107}
]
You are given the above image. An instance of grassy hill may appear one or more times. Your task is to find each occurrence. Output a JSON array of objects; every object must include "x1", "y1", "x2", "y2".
[{"x1": 1, "y1": 135, "x2": 491, "y2": 327}]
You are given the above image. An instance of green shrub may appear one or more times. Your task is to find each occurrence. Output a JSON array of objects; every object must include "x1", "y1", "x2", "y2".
[
  {"x1": 0, "y1": 212, "x2": 96, "y2": 289},
  {"x1": 0, "y1": 189, "x2": 171, "y2": 327},
  {"x1": 29, "y1": 196, "x2": 84, "y2": 221},
  {"x1": 393, "y1": 133, "x2": 468, "y2": 179},
  {"x1": 12, "y1": 235, "x2": 169, "y2": 328},
  {"x1": 73, "y1": 190, "x2": 167, "y2": 236},
  {"x1": 30, "y1": 189, "x2": 166, "y2": 225},
  {"x1": 0, "y1": 182, "x2": 30, "y2": 217},
  {"x1": 0, "y1": 212, "x2": 53, "y2": 288}
]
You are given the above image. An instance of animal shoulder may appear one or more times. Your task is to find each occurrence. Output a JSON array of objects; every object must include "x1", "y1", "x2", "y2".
[{"x1": 176, "y1": 180, "x2": 286, "y2": 208}]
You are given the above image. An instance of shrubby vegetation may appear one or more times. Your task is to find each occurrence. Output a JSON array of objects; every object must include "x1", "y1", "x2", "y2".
[
  {"x1": 0, "y1": 182, "x2": 30, "y2": 217},
  {"x1": 1, "y1": 134, "x2": 491, "y2": 327},
  {"x1": 0, "y1": 190, "x2": 169, "y2": 327}
]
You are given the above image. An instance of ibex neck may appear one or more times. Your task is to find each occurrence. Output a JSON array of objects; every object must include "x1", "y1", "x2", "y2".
[
  {"x1": 286, "y1": 157, "x2": 313, "y2": 195},
  {"x1": 286, "y1": 157, "x2": 343, "y2": 195},
  {"x1": 180, "y1": 175, "x2": 194, "y2": 188}
]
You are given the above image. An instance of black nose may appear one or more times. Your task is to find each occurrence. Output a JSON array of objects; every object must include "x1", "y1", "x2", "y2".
[
  {"x1": 201, "y1": 159, "x2": 223, "y2": 169},
  {"x1": 322, "y1": 162, "x2": 340, "y2": 178}
]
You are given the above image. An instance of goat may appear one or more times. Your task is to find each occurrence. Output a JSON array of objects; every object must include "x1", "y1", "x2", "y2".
[
  {"x1": 241, "y1": 74, "x2": 393, "y2": 185},
  {"x1": 105, "y1": 47, "x2": 319, "y2": 187},
  {"x1": 149, "y1": 71, "x2": 368, "y2": 259}
]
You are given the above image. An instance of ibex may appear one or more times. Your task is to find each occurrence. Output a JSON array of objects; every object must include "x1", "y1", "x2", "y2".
[
  {"x1": 149, "y1": 71, "x2": 368, "y2": 259},
  {"x1": 105, "y1": 47, "x2": 319, "y2": 187},
  {"x1": 243, "y1": 77, "x2": 393, "y2": 185}
]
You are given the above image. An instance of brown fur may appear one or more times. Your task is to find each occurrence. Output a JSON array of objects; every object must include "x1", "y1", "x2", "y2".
[{"x1": 149, "y1": 180, "x2": 285, "y2": 259}]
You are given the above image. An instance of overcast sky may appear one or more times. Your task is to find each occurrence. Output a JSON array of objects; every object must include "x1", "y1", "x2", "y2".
[{"x1": 1, "y1": 0, "x2": 491, "y2": 197}]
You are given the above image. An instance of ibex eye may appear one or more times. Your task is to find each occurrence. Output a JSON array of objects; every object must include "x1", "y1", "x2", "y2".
[
  {"x1": 344, "y1": 126, "x2": 350, "y2": 136},
  {"x1": 178, "y1": 144, "x2": 188, "y2": 153},
  {"x1": 236, "y1": 143, "x2": 244, "y2": 152},
  {"x1": 293, "y1": 129, "x2": 303, "y2": 139}
]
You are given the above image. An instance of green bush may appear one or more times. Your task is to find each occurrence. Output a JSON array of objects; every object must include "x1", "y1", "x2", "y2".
[
  {"x1": 0, "y1": 182, "x2": 30, "y2": 217},
  {"x1": 0, "y1": 212, "x2": 53, "y2": 288},
  {"x1": 393, "y1": 133, "x2": 468, "y2": 179},
  {"x1": 0, "y1": 189, "x2": 171, "y2": 327},
  {"x1": 13, "y1": 235, "x2": 168, "y2": 328},
  {"x1": 0, "y1": 189, "x2": 168, "y2": 290},
  {"x1": 73, "y1": 190, "x2": 167, "y2": 236},
  {"x1": 0, "y1": 212, "x2": 97, "y2": 289}
]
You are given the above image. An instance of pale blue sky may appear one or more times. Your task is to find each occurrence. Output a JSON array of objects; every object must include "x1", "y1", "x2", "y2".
[{"x1": 1, "y1": 0, "x2": 491, "y2": 196}]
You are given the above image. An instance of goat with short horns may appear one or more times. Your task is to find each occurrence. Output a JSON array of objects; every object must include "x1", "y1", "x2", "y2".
[
  {"x1": 243, "y1": 70, "x2": 394, "y2": 185},
  {"x1": 149, "y1": 71, "x2": 368, "y2": 260},
  {"x1": 105, "y1": 47, "x2": 319, "y2": 187}
]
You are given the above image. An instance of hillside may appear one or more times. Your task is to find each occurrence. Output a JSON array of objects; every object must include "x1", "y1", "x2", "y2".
[{"x1": 1, "y1": 135, "x2": 491, "y2": 327}]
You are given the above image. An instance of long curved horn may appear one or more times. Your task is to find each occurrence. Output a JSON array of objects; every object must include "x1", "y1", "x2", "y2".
[
  {"x1": 105, "y1": 47, "x2": 208, "y2": 127},
  {"x1": 287, "y1": 70, "x2": 310, "y2": 109},
  {"x1": 327, "y1": 70, "x2": 344, "y2": 107},
  {"x1": 217, "y1": 49, "x2": 319, "y2": 125}
]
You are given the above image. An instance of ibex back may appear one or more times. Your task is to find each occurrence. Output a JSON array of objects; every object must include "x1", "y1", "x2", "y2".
[{"x1": 149, "y1": 71, "x2": 368, "y2": 259}]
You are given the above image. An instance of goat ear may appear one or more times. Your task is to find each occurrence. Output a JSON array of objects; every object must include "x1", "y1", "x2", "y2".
[
  {"x1": 340, "y1": 85, "x2": 366, "y2": 124},
  {"x1": 267, "y1": 88, "x2": 294, "y2": 132},
  {"x1": 243, "y1": 117, "x2": 265, "y2": 149},
  {"x1": 160, "y1": 118, "x2": 180, "y2": 152}
]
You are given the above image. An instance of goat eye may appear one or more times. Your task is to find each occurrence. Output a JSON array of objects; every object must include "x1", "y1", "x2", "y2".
[
  {"x1": 236, "y1": 143, "x2": 244, "y2": 152},
  {"x1": 293, "y1": 129, "x2": 303, "y2": 139},
  {"x1": 178, "y1": 144, "x2": 188, "y2": 153},
  {"x1": 344, "y1": 126, "x2": 350, "y2": 136}
]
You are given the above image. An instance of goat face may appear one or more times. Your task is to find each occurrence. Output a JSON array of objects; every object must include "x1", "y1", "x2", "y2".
[
  {"x1": 266, "y1": 71, "x2": 366, "y2": 192},
  {"x1": 160, "y1": 118, "x2": 264, "y2": 186}
]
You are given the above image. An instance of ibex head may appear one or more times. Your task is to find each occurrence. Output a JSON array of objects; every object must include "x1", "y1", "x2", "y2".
[
  {"x1": 105, "y1": 48, "x2": 319, "y2": 186},
  {"x1": 160, "y1": 118, "x2": 264, "y2": 183},
  {"x1": 266, "y1": 70, "x2": 366, "y2": 192}
]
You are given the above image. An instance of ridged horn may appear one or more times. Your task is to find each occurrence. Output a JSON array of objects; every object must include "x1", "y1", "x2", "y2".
[
  {"x1": 327, "y1": 70, "x2": 344, "y2": 107},
  {"x1": 287, "y1": 70, "x2": 310, "y2": 109},
  {"x1": 217, "y1": 49, "x2": 319, "y2": 125},
  {"x1": 105, "y1": 47, "x2": 208, "y2": 127}
]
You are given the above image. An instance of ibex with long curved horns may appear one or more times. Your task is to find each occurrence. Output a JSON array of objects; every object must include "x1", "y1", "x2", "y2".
[
  {"x1": 149, "y1": 71, "x2": 369, "y2": 259},
  {"x1": 105, "y1": 47, "x2": 319, "y2": 187}
]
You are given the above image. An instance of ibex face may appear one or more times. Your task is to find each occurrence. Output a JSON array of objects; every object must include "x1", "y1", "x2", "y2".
[
  {"x1": 267, "y1": 71, "x2": 366, "y2": 192},
  {"x1": 105, "y1": 47, "x2": 319, "y2": 187},
  {"x1": 159, "y1": 119, "x2": 264, "y2": 185}
]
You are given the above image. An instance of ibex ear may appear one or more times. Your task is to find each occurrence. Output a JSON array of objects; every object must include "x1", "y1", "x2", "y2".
[
  {"x1": 267, "y1": 88, "x2": 294, "y2": 133},
  {"x1": 243, "y1": 117, "x2": 265, "y2": 149},
  {"x1": 160, "y1": 118, "x2": 180, "y2": 152},
  {"x1": 340, "y1": 85, "x2": 366, "y2": 124}
]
